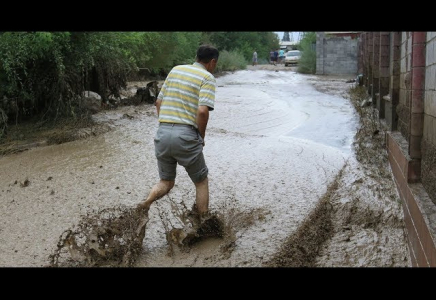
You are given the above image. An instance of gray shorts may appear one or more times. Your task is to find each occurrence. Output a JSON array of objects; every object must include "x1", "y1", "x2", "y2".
[{"x1": 154, "y1": 123, "x2": 208, "y2": 183}]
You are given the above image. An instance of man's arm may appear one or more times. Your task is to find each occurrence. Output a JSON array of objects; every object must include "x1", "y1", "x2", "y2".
[
  {"x1": 155, "y1": 98, "x2": 162, "y2": 116},
  {"x1": 196, "y1": 105, "x2": 210, "y2": 146}
]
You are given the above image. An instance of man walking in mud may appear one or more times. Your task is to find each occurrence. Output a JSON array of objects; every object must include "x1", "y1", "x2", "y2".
[{"x1": 137, "y1": 44, "x2": 219, "y2": 223}]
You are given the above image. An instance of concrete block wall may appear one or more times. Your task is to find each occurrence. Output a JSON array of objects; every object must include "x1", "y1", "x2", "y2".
[
  {"x1": 379, "y1": 32, "x2": 390, "y2": 119},
  {"x1": 373, "y1": 32, "x2": 380, "y2": 104},
  {"x1": 368, "y1": 32, "x2": 374, "y2": 97},
  {"x1": 358, "y1": 33, "x2": 364, "y2": 75},
  {"x1": 316, "y1": 32, "x2": 325, "y2": 75},
  {"x1": 316, "y1": 33, "x2": 358, "y2": 75},
  {"x1": 398, "y1": 32, "x2": 413, "y2": 142},
  {"x1": 386, "y1": 32, "x2": 401, "y2": 131}
]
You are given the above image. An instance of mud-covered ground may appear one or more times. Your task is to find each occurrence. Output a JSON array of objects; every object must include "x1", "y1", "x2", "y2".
[
  {"x1": 265, "y1": 70, "x2": 411, "y2": 266},
  {"x1": 0, "y1": 64, "x2": 411, "y2": 267}
]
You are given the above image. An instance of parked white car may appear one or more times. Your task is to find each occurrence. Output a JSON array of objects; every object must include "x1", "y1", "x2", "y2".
[{"x1": 284, "y1": 50, "x2": 301, "y2": 66}]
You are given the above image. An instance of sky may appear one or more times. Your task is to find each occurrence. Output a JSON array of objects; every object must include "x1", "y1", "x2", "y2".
[{"x1": 274, "y1": 32, "x2": 302, "y2": 42}]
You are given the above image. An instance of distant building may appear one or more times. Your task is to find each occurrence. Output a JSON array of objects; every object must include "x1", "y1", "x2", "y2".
[
  {"x1": 324, "y1": 31, "x2": 360, "y2": 39},
  {"x1": 279, "y1": 41, "x2": 298, "y2": 51}
]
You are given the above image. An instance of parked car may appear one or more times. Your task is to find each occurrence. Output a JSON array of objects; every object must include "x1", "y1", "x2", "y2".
[{"x1": 284, "y1": 50, "x2": 301, "y2": 66}]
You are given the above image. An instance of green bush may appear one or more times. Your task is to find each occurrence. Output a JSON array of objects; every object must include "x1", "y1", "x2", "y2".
[
  {"x1": 216, "y1": 50, "x2": 247, "y2": 72},
  {"x1": 297, "y1": 32, "x2": 317, "y2": 74},
  {"x1": 298, "y1": 49, "x2": 316, "y2": 74},
  {"x1": 0, "y1": 108, "x2": 6, "y2": 140},
  {"x1": 0, "y1": 31, "x2": 279, "y2": 129},
  {"x1": 203, "y1": 32, "x2": 279, "y2": 65}
]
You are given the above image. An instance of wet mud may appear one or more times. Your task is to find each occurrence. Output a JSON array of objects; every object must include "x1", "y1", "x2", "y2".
[
  {"x1": 263, "y1": 168, "x2": 341, "y2": 267},
  {"x1": 0, "y1": 66, "x2": 410, "y2": 267}
]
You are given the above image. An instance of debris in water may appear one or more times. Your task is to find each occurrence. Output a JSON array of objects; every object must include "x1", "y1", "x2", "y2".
[{"x1": 20, "y1": 178, "x2": 30, "y2": 187}]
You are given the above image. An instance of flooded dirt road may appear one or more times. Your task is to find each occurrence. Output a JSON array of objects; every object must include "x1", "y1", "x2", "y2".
[{"x1": 0, "y1": 65, "x2": 410, "y2": 267}]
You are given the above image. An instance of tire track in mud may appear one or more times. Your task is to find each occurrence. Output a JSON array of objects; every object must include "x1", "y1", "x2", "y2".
[
  {"x1": 263, "y1": 167, "x2": 342, "y2": 267},
  {"x1": 264, "y1": 83, "x2": 410, "y2": 267}
]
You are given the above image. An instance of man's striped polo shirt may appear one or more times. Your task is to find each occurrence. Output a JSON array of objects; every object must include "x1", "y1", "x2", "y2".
[{"x1": 157, "y1": 62, "x2": 216, "y2": 128}]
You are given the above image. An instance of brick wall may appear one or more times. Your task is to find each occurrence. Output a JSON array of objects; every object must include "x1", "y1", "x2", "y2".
[
  {"x1": 360, "y1": 31, "x2": 436, "y2": 267},
  {"x1": 422, "y1": 32, "x2": 436, "y2": 205}
]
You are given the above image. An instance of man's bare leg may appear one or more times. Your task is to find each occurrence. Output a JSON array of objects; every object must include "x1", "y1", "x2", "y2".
[
  {"x1": 137, "y1": 179, "x2": 175, "y2": 212},
  {"x1": 194, "y1": 177, "x2": 209, "y2": 216}
]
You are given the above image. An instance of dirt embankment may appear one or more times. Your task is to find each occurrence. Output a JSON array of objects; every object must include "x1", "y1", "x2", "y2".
[{"x1": 0, "y1": 80, "x2": 161, "y2": 157}]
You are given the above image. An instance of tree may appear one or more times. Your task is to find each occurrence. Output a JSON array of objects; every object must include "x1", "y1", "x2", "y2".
[
  {"x1": 283, "y1": 32, "x2": 290, "y2": 42},
  {"x1": 0, "y1": 31, "x2": 281, "y2": 128},
  {"x1": 297, "y1": 32, "x2": 317, "y2": 74}
]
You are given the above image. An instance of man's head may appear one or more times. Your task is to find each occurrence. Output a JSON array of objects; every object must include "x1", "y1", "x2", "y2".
[{"x1": 196, "y1": 44, "x2": 219, "y2": 73}]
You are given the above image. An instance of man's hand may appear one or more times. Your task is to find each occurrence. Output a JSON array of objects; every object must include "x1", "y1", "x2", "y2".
[{"x1": 197, "y1": 105, "x2": 209, "y2": 147}]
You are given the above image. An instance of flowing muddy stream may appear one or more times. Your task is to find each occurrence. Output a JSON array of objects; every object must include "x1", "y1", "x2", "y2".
[{"x1": 2, "y1": 66, "x2": 407, "y2": 267}]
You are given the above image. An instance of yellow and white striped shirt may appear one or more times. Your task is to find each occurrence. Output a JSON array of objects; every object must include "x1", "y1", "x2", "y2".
[{"x1": 157, "y1": 62, "x2": 216, "y2": 128}]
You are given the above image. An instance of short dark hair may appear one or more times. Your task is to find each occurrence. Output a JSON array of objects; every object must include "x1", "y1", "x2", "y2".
[{"x1": 196, "y1": 44, "x2": 219, "y2": 63}]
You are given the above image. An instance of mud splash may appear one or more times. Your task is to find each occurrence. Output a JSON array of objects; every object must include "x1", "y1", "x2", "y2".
[
  {"x1": 163, "y1": 204, "x2": 224, "y2": 254},
  {"x1": 48, "y1": 201, "x2": 230, "y2": 267},
  {"x1": 136, "y1": 195, "x2": 272, "y2": 266},
  {"x1": 149, "y1": 196, "x2": 268, "y2": 258},
  {"x1": 48, "y1": 205, "x2": 148, "y2": 267}
]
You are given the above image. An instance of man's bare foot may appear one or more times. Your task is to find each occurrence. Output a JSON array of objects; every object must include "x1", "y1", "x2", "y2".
[
  {"x1": 136, "y1": 200, "x2": 151, "y2": 213},
  {"x1": 135, "y1": 204, "x2": 150, "y2": 238},
  {"x1": 135, "y1": 213, "x2": 149, "y2": 238},
  {"x1": 199, "y1": 211, "x2": 211, "y2": 224}
]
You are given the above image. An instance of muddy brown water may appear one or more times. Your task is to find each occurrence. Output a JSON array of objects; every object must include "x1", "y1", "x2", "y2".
[{"x1": 2, "y1": 66, "x2": 402, "y2": 267}]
